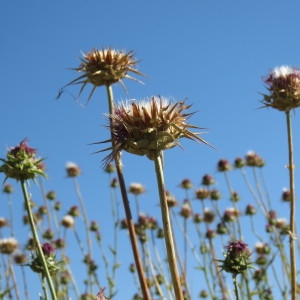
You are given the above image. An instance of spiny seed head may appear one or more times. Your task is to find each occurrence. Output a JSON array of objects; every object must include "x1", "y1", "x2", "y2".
[
  {"x1": 63, "y1": 47, "x2": 144, "y2": 104},
  {"x1": 262, "y1": 65, "x2": 300, "y2": 111},
  {"x1": 0, "y1": 139, "x2": 46, "y2": 181},
  {"x1": 100, "y1": 96, "x2": 212, "y2": 164}
]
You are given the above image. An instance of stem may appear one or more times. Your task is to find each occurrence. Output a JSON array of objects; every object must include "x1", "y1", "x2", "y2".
[
  {"x1": 233, "y1": 274, "x2": 240, "y2": 300},
  {"x1": 153, "y1": 152, "x2": 183, "y2": 300},
  {"x1": 285, "y1": 110, "x2": 297, "y2": 300},
  {"x1": 20, "y1": 180, "x2": 57, "y2": 300},
  {"x1": 106, "y1": 84, "x2": 150, "y2": 300}
]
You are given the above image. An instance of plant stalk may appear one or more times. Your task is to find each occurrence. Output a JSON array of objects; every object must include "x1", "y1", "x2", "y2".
[
  {"x1": 285, "y1": 110, "x2": 297, "y2": 300},
  {"x1": 106, "y1": 85, "x2": 150, "y2": 300},
  {"x1": 153, "y1": 151, "x2": 183, "y2": 300},
  {"x1": 21, "y1": 180, "x2": 57, "y2": 300}
]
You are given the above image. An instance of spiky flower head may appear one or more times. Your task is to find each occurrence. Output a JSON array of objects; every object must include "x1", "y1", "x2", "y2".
[
  {"x1": 101, "y1": 96, "x2": 211, "y2": 163},
  {"x1": 29, "y1": 243, "x2": 59, "y2": 276},
  {"x1": 219, "y1": 240, "x2": 252, "y2": 275},
  {"x1": 64, "y1": 47, "x2": 144, "y2": 103},
  {"x1": 262, "y1": 65, "x2": 300, "y2": 111},
  {"x1": 0, "y1": 139, "x2": 46, "y2": 181}
]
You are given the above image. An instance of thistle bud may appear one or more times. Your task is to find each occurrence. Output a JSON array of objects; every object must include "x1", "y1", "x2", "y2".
[
  {"x1": 46, "y1": 190, "x2": 56, "y2": 201},
  {"x1": 281, "y1": 188, "x2": 291, "y2": 202},
  {"x1": 3, "y1": 183, "x2": 13, "y2": 194},
  {"x1": 219, "y1": 240, "x2": 252, "y2": 275},
  {"x1": 61, "y1": 215, "x2": 75, "y2": 228},
  {"x1": 179, "y1": 178, "x2": 193, "y2": 189},
  {"x1": 245, "y1": 151, "x2": 265, "y2": 167},
  {"x1": 234, "y1": 157, "x2": 246, "y2": 168},
  {"x1": 0, "y1": 140, "x2": 46, "y2": 181},
  {"x1": 201, "y1": 174, "x2": 215, "y2": 186},
  {"x1": 0, "y1": 237, "x2": 18, "y2": 254},
  {"x1": 129, "y1": 183, "x2": 145, "y2": 195},
  {"x1": 205, "y1": 229, "x2": 216, "y2": 239},
  {"x1": 217, "y1": 159, "x2": 231, "y2": 172},
  {"x1": 195, "y1": 188, "x2": 210, "y2": 200},
  {"x1": 66, "y1": 162, "x2": 81, "y2": 177}
]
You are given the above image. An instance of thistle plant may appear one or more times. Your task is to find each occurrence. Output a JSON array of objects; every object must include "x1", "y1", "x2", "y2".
[
  {"x1": 64, "y1": 46, "x2": 150, "y2": 299},
  {"x1": 262, "y1": 65, "x2": 300, "y2": 300},
  {"x1": 101, "y1": 95, "x2": 211, "y2": 299},
  {"x1": 219, "y1": 241, "x2": 253, "y2": 300},
  {"x1": 0, "y1": 140, "x2": 57, "y2": 300}
]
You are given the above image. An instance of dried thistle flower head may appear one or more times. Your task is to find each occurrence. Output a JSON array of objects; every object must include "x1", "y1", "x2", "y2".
[
  {"x1": 262, "y1": 65, "x2": 300, "y2": 111},
  {"x1": 101, "y1": 96, "x2": 212, "y2": 163},
  {"x1": 64, "y1": 47, "x2": 144, "y2": 103},
  {"x1": 0, "y1": 139, "x2": 46, "y2": 181}
]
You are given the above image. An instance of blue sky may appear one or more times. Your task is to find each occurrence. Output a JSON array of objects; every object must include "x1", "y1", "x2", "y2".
[{"x1": 1, "y1": 1, "x2": 300, "y2": 299}]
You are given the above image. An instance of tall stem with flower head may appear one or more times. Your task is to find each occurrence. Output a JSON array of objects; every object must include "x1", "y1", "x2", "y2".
[
  {"x1": 106, "y1": 84, "x2": 151, "y2": 300},
  {"x1": 21, "y1": 180, "x2": 57, "y2": 300},
  {"x1": 262, "y1": 65, "x2": 300, "y2": 300},
  {"x1": 154, "y1": 151, "x2": 184, "y2": 300},
  {"x1": 285, "y1": 109, "x2": 297, "y2": 299}
]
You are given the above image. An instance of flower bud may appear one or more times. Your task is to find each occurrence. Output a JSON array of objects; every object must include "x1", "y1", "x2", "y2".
[
  {"x1": 217, "y1": 159, "x2": 231, "y2": 172},
  {"x1": 234, "y1": 157, "x2": 246, "y2": 168},
  {"x1": 66, "y1": 162, "x2": 81, "y2": 177},
  {"x1": 179, "y1": 178, "x2": 193, "y2": 189},
  {"x1": 129, "y1": 183, "x2": 145, "y2": 195},
  {"x1": 220, "y1": 241, "x2": 252, "y2": 275},
  {"x1": 0, "y1": 140, "x2": 46, "y2": 181},
  {"x1": 3, "y1": 183, "x2": 13, "y2": 194},
  {"x1": 46, "y1": 190, "x2": 56, "y2": 201},
  {"x1": 201, "y1": 174, "x2": 215, "y2": 186},
  {"x1": 195, "y1": 188, "x2": 210, "y2": 200},
  {"x1": 0, "y1": 237, "x2": 18, "y2": 254},
  {"x1": 61, "y1": 215, "x2": 75, "y2": 228},
  {"x1": 262, "y1": 65, "x2": 300, "y2": 111}
]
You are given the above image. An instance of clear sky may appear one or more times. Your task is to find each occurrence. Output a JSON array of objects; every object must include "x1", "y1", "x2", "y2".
[{"x1": 1, "y1": 1, "x2": 300, "y2": 299}]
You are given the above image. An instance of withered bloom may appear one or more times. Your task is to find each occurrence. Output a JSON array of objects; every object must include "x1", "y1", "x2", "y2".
[
  {"x1": 63, "y1": 47, "x2": 144, "y2": 103},
  {"x1": 100, "y1": 96, "x2": 211, "y2": 163},
  {"x1": 262, "y1": 65, "x2": 300, "y2": 111}
]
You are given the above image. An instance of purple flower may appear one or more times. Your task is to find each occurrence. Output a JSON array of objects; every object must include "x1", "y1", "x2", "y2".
[
  {"x1": 225, "y1": 240, "x2": 248, "y2": 255},
  {"x1": 41, "y1": 243, "x2": 55, "y2": 256}
]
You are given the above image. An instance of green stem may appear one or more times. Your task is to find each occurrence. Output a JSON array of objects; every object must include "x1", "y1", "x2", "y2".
[
  {"x1": 20, "y1": 180, "x2": 57, "y2": 300},
  {"x1": 105, "y1": 84, "x2": 150, "y2": 300},
  {"x1": 153, "y1": 152, "x2": 183, "y2": 300},
  {"x1": 285, "y1": 110, "x2": 297, "y2": 300},
  {"x1": 233, "y1": 274, "x2": 240, "y2": 300}
]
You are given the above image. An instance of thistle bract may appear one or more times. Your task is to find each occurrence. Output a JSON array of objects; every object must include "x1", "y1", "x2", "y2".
[
  {"x1": 0, "y1": 140, "x2": 46, "y2": 181},
  {"x1": 102, "y1": 96, "x2": 211, "y2": 163},
  {"x1": 262, "y1": 65, "x2": 300, "y2": 111}
]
